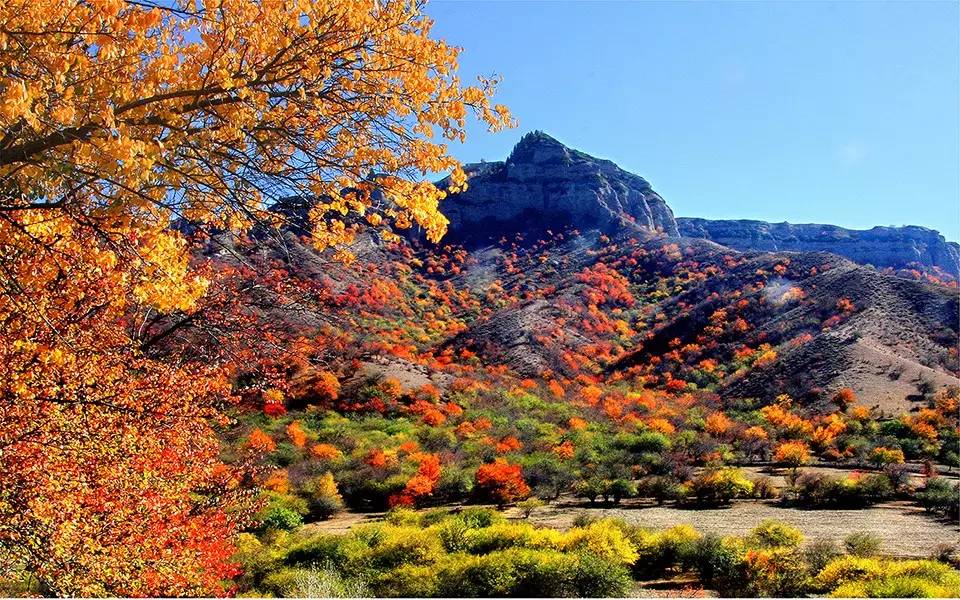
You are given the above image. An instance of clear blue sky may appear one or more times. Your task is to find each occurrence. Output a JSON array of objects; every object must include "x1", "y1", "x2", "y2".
[{"x1": 427, "y1": 1, "x2": 960, "y2": 241}]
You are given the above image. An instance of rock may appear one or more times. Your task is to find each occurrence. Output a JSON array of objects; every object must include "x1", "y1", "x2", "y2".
[
  {"x1": 437, "y1": 131, "x2": 679, "y2": 244},
  {"x1": 677, "y1": 218, "x2": 960, "y2": 277}
]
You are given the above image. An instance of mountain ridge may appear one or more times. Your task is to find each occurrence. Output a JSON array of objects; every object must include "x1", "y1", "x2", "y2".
[{"x1": 678, "y1": 217, "x2": 960, "y2": 279}]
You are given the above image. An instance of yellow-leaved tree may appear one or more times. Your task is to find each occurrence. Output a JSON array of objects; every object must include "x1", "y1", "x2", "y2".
[{"x1": 0, "y1": 0, "x2": 511, "y2": 594}]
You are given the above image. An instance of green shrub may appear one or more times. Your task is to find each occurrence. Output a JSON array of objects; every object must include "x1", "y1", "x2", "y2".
[
  {"x1": 691, "y1": 534, "x2": 748, "y2": 595},
  {"x1": 433, "y1": 517, "x2": 471, "y2": 554},
  {"x1": 434, "y1": 549, "x2": 632, "y2": 598},
  {"x1": 916, "y1": 477, "x2": 960, "y2": 520},
  {"x1": 804, "y1": 538, "x2": 841, "y2": 574},
  {"x1": 631, "y1": 525, "x2": 701, "y2": 579},
  {"x1": 457, "y1": 507, "x2": 503, "y2": 529},
  {"x1": 571, "y1": 512, "x2": 599, "y2": 528},
  {"x1": 569, "y1": 552, "x2": 633, "y2": 597},
  {"x1": 284, "y1": 535, "x2": 370, "y2": 577},
  {"x1": 792, "y1": 472, "x2": 893, "y2": 508},
  {"x1": 435, "y1": 552, "x2": 518, "y2": 597},
  {"x1": 258, "y1": 506, "x2": 304, "y2": 532},
  {"x1": 637, "y1": 475, "x2": 683, "y2": 504},
  {"x1": 516, "y1": 497, "x2": 545, "y2": 518},
  {"x1": 607, "y1": 479, "x2": 638, "y2": 504},
  {"x1": 845, "y1": 532, "x2": 882, "y2": 557}
]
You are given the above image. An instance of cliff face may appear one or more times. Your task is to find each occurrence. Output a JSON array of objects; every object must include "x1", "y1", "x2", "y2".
[
  {"x1": 438, "y1": 131, "x2": 678, "y2": 244},
  {"x1": 678, "y1": 218, "x2": 960, "y2": 277}
]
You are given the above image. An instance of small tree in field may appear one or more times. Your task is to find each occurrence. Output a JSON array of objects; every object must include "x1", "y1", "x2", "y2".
[{"x1": 775, "y1": 441, "x2": 812, "y2": 484}]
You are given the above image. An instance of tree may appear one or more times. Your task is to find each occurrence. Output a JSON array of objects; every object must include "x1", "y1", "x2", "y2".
[
  {"x1": 0, "y1": 0, "x2": 511, "y2": 593},
  {"x1": 309, "y1": 472, "x2": 345, "y2": 520},
  {"x1": 475, "y1": 459, "x2": 531, "y2": 507},
  {"x1": 774, "y1": 441, "x2": 812, "y2": 483}
]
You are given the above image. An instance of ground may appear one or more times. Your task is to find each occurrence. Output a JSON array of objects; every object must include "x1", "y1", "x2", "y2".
[{"x1": 524, "y1": 498, "x2": 958, "y2": 558}]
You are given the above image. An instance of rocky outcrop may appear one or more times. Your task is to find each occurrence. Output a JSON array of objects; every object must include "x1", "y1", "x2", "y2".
[
  {"x1": 438, "y1": 131, "x2": 678, "y2": 244},
  {"x1": 678, "y1": 218, "x2": 960, "y2": 277}
]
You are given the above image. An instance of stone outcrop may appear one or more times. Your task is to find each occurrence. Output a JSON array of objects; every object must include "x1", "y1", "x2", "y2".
[
  {"x1": 678, "y1": 218, "x2": 960, "y2": 277},
  {"x1": 437, "y1": 131, "x2": 678, "y2": 244}
]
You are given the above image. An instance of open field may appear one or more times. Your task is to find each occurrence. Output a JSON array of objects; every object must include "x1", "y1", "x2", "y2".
[
  {"x1": 525, "y1": 499, "x2": 958, "y2": 558},
  {"x1": 304, "y1": 495, "x2": 959, "y2": 559}
]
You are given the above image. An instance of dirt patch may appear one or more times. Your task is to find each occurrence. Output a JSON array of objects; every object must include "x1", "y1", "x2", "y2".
[{"x1": 526, "y1": 499, "x2": 958, "y2": 558}]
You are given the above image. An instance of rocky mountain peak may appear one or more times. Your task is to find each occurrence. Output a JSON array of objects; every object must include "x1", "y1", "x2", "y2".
[{"x1": 438, "y1": 132, "x2": 679, "y2": 245}]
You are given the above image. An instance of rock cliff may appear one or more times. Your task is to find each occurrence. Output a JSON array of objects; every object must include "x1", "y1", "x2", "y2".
[
  {"x1": 678, "y1": 218, "x2": 960, "y2": 277},
  {"x1": 438, "y1": 131, "x2": 678, "y2": 244}
]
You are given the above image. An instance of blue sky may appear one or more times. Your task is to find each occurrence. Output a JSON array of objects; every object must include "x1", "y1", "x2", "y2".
[{"x1": 427, "y1": 1, "x2": 960, "y2": 240}]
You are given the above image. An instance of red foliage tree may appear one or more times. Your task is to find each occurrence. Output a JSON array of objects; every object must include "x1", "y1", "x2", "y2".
[{"x1": 474, "y1": 459, "x2": 531, "y2": 507}]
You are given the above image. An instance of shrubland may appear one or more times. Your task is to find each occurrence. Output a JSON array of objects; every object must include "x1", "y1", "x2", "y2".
[{"x1": 236, "y1": 511, "x2": 960, "y2": 598}]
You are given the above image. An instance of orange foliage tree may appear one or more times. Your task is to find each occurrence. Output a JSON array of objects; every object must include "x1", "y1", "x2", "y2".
[
  {"x1": 474, "y1": 459, "x2": 531, "y2": 507},
  {"x1": 0, "y1": 0, "x2": 511, "y2": 593}
]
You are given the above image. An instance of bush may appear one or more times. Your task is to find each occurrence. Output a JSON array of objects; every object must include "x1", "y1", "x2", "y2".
[
  {"x1": 516, "y1": 497, "x2": 545, "y2": 518},
  {"x1": 687, "y1": 467, "x2": 754, "y2": 505},
  {"x1": 434, "y1": 552, "x2": 519, "y2": 597},
  {"x1": 433, "y1": 548, "x2": 632, "y2": 598},
  {"x1": 607, "y1": 479, "x2": 637, "y2": 504},
  {"x1": 569, "y1": 552, "x2": 634, "y2": 597},
  {"x1": 571, "y1": 512, "x2": 599, "y2": 528},
  {"x1": 691, "y1": 534, "x2": 749, "y2": 596},
  {"x1": 462, "y1": 522, "x2": 560, "y2": 554},
  {"x1": 845, "y1": 532, "x2": 882, "y2": 557},
  {"x1": 284, "y1": 535, "x2": 371, "y2": 577},
  {"x1": 258, "y1": 506, "x2": 304, "y2": 532},
  {"x1": 457, "y1": 507, "x2": 504, "y2": 529},
  {"x1": 384, "y1": 506, "x2": 421, "y2": 526},
  {"x1": 816, "y1": 556, "x2": 960, "y2": 598},
  {"x1": 751, "y1": 476, "x2": 779, "y2": 499},
  {"x1": 637, "y1": 475, "x2": 683, "y2": 504},
  {"x1": 747, "y1": 520, "x2": 803, "y2": 549},
  {"x1": 371, "y1": 564, "x2": 438, "y2": 597},
  {"x1": 804, "y1": 538, "x2": 841, "y2": 574},
  {"x1": 366, "y1": 526, "x2": 445, "y2": 570},
  {"x1": 814, "y1": 555, "x2": 885, "y2": 591},
  {"x1": 791, "y1": 471, "x2": 892, "y2": 508},
  {"x1": 691, "y1": 531, "x2": 809, "y2": 597},
  {"x1": 284, "y1": 566, "x2": 369, "y2": 598},
  {"x1": 916, "y1": 477, "x2": 960, "y2": 520},
  {"x1": 560, "y1": 520, "x2": 640, "y2": 566},
  {"x1": 631, "y1": 525, "x2": 701, "y2": 579}
]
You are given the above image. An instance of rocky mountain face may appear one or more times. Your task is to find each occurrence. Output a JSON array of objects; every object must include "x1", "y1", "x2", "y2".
[
  {"x1": 438, "y1": 131, "x2": 679, "y2": 244},
  {"x1": 678, "y1": 218, "x2": 960, "y2": 278}
]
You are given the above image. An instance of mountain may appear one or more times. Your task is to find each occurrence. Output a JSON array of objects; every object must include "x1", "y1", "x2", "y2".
[
  {"x1": 678, "y1": 218, "x2": 960, "y2": 279},
  {"x1": 196, "y1": 131, "x2": 957, "y2": 414},
  {"x1": 437, "y1": 131, "x2": 678, "y2": 245},
  {"x1": 429, "y1": 133, "x2": 959, "y2": 411}
]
